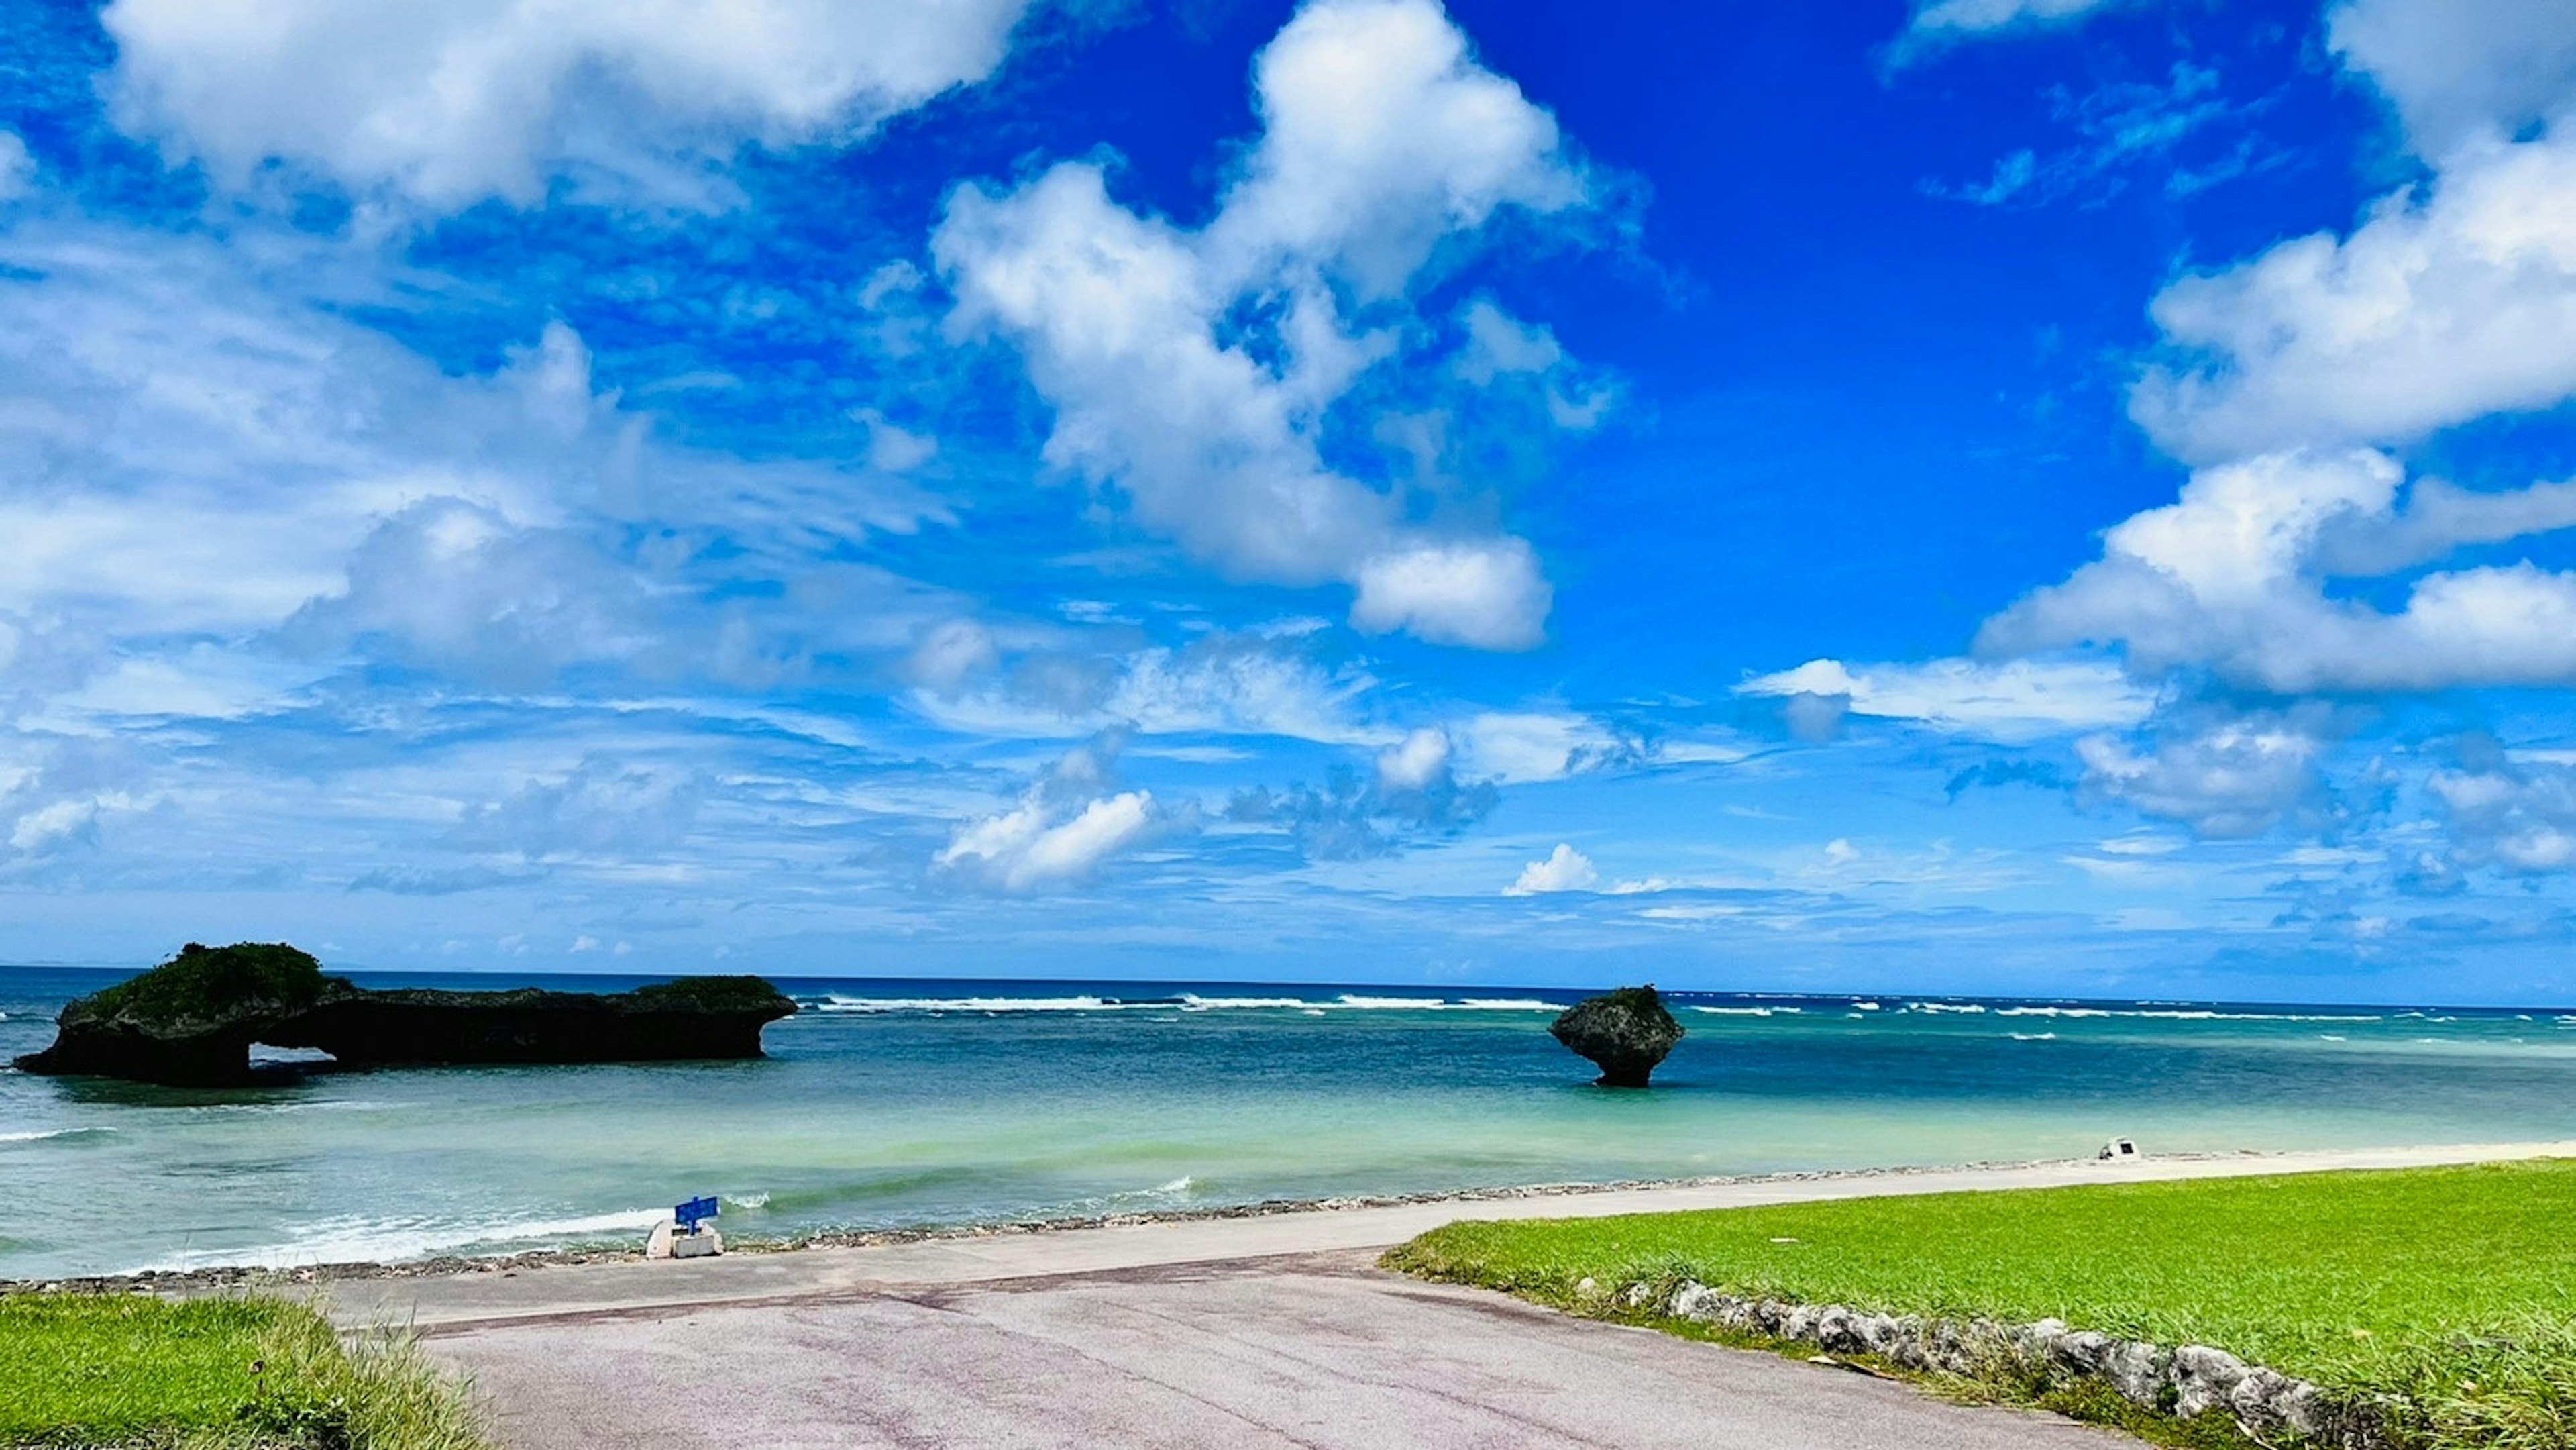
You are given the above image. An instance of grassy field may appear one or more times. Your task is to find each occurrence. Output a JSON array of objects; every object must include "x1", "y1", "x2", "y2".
[
  {"x1": 0, "y1": 1290, "x2": 488, "y2": 1449},
  {"x1": 1387, "y1": 1159, "x2": 2576, "y2": 1449}
]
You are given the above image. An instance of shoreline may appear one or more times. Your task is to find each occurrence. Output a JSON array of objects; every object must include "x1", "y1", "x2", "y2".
[
  {"x1": 6, "y1": 1156, "x2": 2073, "y2": 1293},
  {"x1": 15, "y1": 1138, "x2": 2575, "y2": 1299}
]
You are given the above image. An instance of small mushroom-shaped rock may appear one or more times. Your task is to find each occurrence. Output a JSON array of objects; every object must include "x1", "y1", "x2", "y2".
[{"x1": 1549, "y1": 985, "x2": 1686, "y2": 1087}]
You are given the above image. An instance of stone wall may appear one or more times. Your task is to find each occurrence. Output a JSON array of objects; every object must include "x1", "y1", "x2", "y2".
[{"x1": 1625, "y1": 1279, "x2": 2390, "y2": 1447}]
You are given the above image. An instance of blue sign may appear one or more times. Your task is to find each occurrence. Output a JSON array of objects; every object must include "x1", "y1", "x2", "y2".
[{"x1": 676, "y1": 1194, "x2": 719, "y2": 1231}]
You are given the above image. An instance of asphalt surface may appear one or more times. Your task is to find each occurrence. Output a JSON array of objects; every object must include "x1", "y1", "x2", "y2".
[{"x1": 427, "y1": 1252, "x2": 2126, "y2": 1450}]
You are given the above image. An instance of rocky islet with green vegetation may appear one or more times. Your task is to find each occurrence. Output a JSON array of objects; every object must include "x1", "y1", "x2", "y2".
[{"x1": 13, "y1": 942, "x2": 798, "y2": 1085}]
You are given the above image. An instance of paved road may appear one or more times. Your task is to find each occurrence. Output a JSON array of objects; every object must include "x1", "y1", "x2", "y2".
[
  {"x1": 368, "y1": 1144, "x2": 2574, "y2": 1448},
  {"x1": 427, "y1": 1252, "x2": 2123, "y2": 1450}
]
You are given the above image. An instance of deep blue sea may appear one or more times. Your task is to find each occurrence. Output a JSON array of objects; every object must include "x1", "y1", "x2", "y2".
[{"x1": 6, "y1": 966, "x2": 2576, "y2": 1280}]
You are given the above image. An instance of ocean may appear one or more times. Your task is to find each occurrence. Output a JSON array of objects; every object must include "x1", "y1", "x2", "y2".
[{"x1": 5, "y1": 966, "x2": 2575, "y2": 1281}]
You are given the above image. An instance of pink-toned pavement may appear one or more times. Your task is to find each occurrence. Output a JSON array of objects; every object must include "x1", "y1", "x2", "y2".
[
  {"x1": 427, "y1": 1251, "x2": 2128, "y2": 1450},
  {"x1": 339, "y1": 1142, "x2": 2573, "y2": 1449}
]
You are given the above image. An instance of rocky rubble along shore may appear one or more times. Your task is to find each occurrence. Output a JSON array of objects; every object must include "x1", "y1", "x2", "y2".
[
  {"x1": 0, "y1": 1159, "x2": 2277, "y2": 1303},
  {"x1": 0, "y1": 1153, "x2": 2239, "y2": 1296},
  {"x1": 1632, "y1": 1278, "x2": 2385, "y2": 1448}
]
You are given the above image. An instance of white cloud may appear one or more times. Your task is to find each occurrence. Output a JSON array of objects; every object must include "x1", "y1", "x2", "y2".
[
  {"x1": 57, "y1": 647, "x2": 325, "y2": 721},
  {"x1": 0, "y1": 132, "x2": 33, "y2": 201},
  {"x1": 286, "y1": 497, "x2": 655, "y2": 688},
  {"x1": 1888, "y1": 0, "x2": 2130, "y2": 66},
  {"x1": 1457, "y1": 711, "x2": 1627, "y2": 784},
  {"x1": 1199, "y1": 0, "x2": 1582, "y2": 297},
  {"x1": 2134, "y1": 136, "x2": 2576, "y2": 462},
  {"x1": 0, "y1": 739, "x2": 158, "y2": 861},
  {"x1": 0, "y1": 228, "x2": 949, "y2": 708},
  {"x1": 101, "y1": 0, "x2": 1037, "y2": 209},
  {"x1": 1505, "y1": 841, "x2": 1597, "y2": 895},
  {"x1": 932, "y1": 0, "x2": 1583, "y2": 648},
  {"x1": 1348, "y1": 539, "x2": 1551, "y2": 650},
  {"x1": 2430, "y1": 747, "x2": 2576, "y2": 874},
  {"x1": 2327, "y1": 0, "x2": 2576, "y2": 160},
  {"x1": 2074, "y1": 707, "x2": 2332, "y2": 839},
  {"x1": 906, "y1": 619, "x2": 1001, "y2": 691},
  {"x1": 1739, "y1": 656, "x2": 2153, "y2": 741},
  {"x1": 1981, "y1": 450, "x2": 2576, "y2": 693},
  {"x1": 910, "y1": 634, "x2": 1389, "y2": 745},
  {"x1": 1452, "y1": 297, "x2": 1614, "y2": 430},
  {"x1": 1376, "y1": 727, "x2": 1452, "y2": 792},
  {"x1": 938, "y1": 789, "x2": 1161, "y2": 891},
  {"x1": 453, "y1": 756, "x2": 708, "y2": 860}
]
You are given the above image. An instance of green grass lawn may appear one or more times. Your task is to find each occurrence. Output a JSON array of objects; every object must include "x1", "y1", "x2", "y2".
[
  {"x1": 0, "y1": 1291, "x2": 488, "y2": 1449},
  {"x1": 1388, "y1": 1160, "x2": 2576, "y2": 1449}
]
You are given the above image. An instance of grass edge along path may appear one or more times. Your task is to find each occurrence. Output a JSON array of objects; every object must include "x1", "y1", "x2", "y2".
[
  {"x1": 0, "y1": 1290, "x2": 492, "y2": 1449},
  {"x1": 1385, "y1": 1159, "x2": 2576, "y2": 1450}
]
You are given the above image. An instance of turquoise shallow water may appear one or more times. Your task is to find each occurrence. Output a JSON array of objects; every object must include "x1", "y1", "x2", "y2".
[{"x1": 5, "y1": 967, "x2": 2576, "y2": 1279}]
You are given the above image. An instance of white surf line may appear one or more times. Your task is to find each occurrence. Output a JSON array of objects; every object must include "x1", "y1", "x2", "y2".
[{"x1": 313, "y1": 1139, "x2": 2576, "y2": 1329}]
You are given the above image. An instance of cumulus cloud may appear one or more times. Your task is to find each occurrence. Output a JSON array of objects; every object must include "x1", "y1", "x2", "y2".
[
  {"x1": 2327, "y1": 0, "x2": 2576, "y2": 160},
  {"x1": 938, "y1": 789, "x2": 1161, "y2": 890},
  {"x1": 2074, "y1": 706, "x2": 2337, "y2": 839},
  {"x1": 1973, "y1": 1, "x2": 2576, "y2": 719},
  {"x1": 2133, "y1": 136, "x2": 2576, "y2": 462},
  {"x1": 1377, "y1": 728, "x2": 1452, "y2": 792},
  {"x1": 936, "y1": 737, "x2": 1171, "y2": 890},
  {"x1": 1739, "y1": 656, "x2": 2154, "y2": 741},
  {"x1": 1981, "y1": 450, "x2": 2576, "y2": 693},
  {"x1": 1456, "y1": 711, "x2": 1633, "y2": 784},
  {"x1": 101, "y1": 0, "x2": 1038, "y2": 209},
  {"x1": 1227, "y1": 726, "x2": 1493, "y2": 860},
  {"x1": 284, "y1": 497, "x2": 654, "y2": 688},
  {"x1": 933, "y1": 0, "x2": 1587, "y2": 648},
  {"x1": 1505, "y1": 841, "x2": 1597, "y2": 895},
  {"x1": 2428, "y1": 738, "x2": 2576, "y2": 874},
  {"x1": 1348, "y1": 539, "x2": 1552, "y2": 650}
]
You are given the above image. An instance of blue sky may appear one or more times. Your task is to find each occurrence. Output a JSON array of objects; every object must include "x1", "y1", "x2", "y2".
[{"x1": 6, "y1": 0, "x2": 2576, "y2": 1002}]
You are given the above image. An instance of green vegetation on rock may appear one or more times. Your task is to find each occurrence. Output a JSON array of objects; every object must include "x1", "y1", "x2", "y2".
[
  {"x1": 628, "y1": 975, "x2": 797, "y2": 1013},
  {"x1": 80, "y1": 944, "x2": 339, "y2": 1031},
  {"x1": 1387, "y1": 1160, "x2": 2576, "y2": 1449},
  {"x1": 0, "y1": 1290, "x2": 490, "y2": 1449}
]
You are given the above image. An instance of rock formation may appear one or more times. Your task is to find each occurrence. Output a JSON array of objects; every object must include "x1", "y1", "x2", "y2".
[
  {"x1": 11, "y1": 942, "x2": 336, "y2": 1086},
  {"x1": 1549, "y1": 984, "x2": 1684, "y2": 1087},
  {"x1": 14, "y1": 943, "x2": 798, "y2": 1085}
]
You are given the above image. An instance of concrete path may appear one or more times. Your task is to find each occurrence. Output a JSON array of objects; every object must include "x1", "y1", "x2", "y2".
[
  {"x1": 427, "y1": 1251, "x2": 2126, "y2": 1450},
  {"x1": 331, "y1": 1139, "x2": 2576, "y2": 1329}
]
